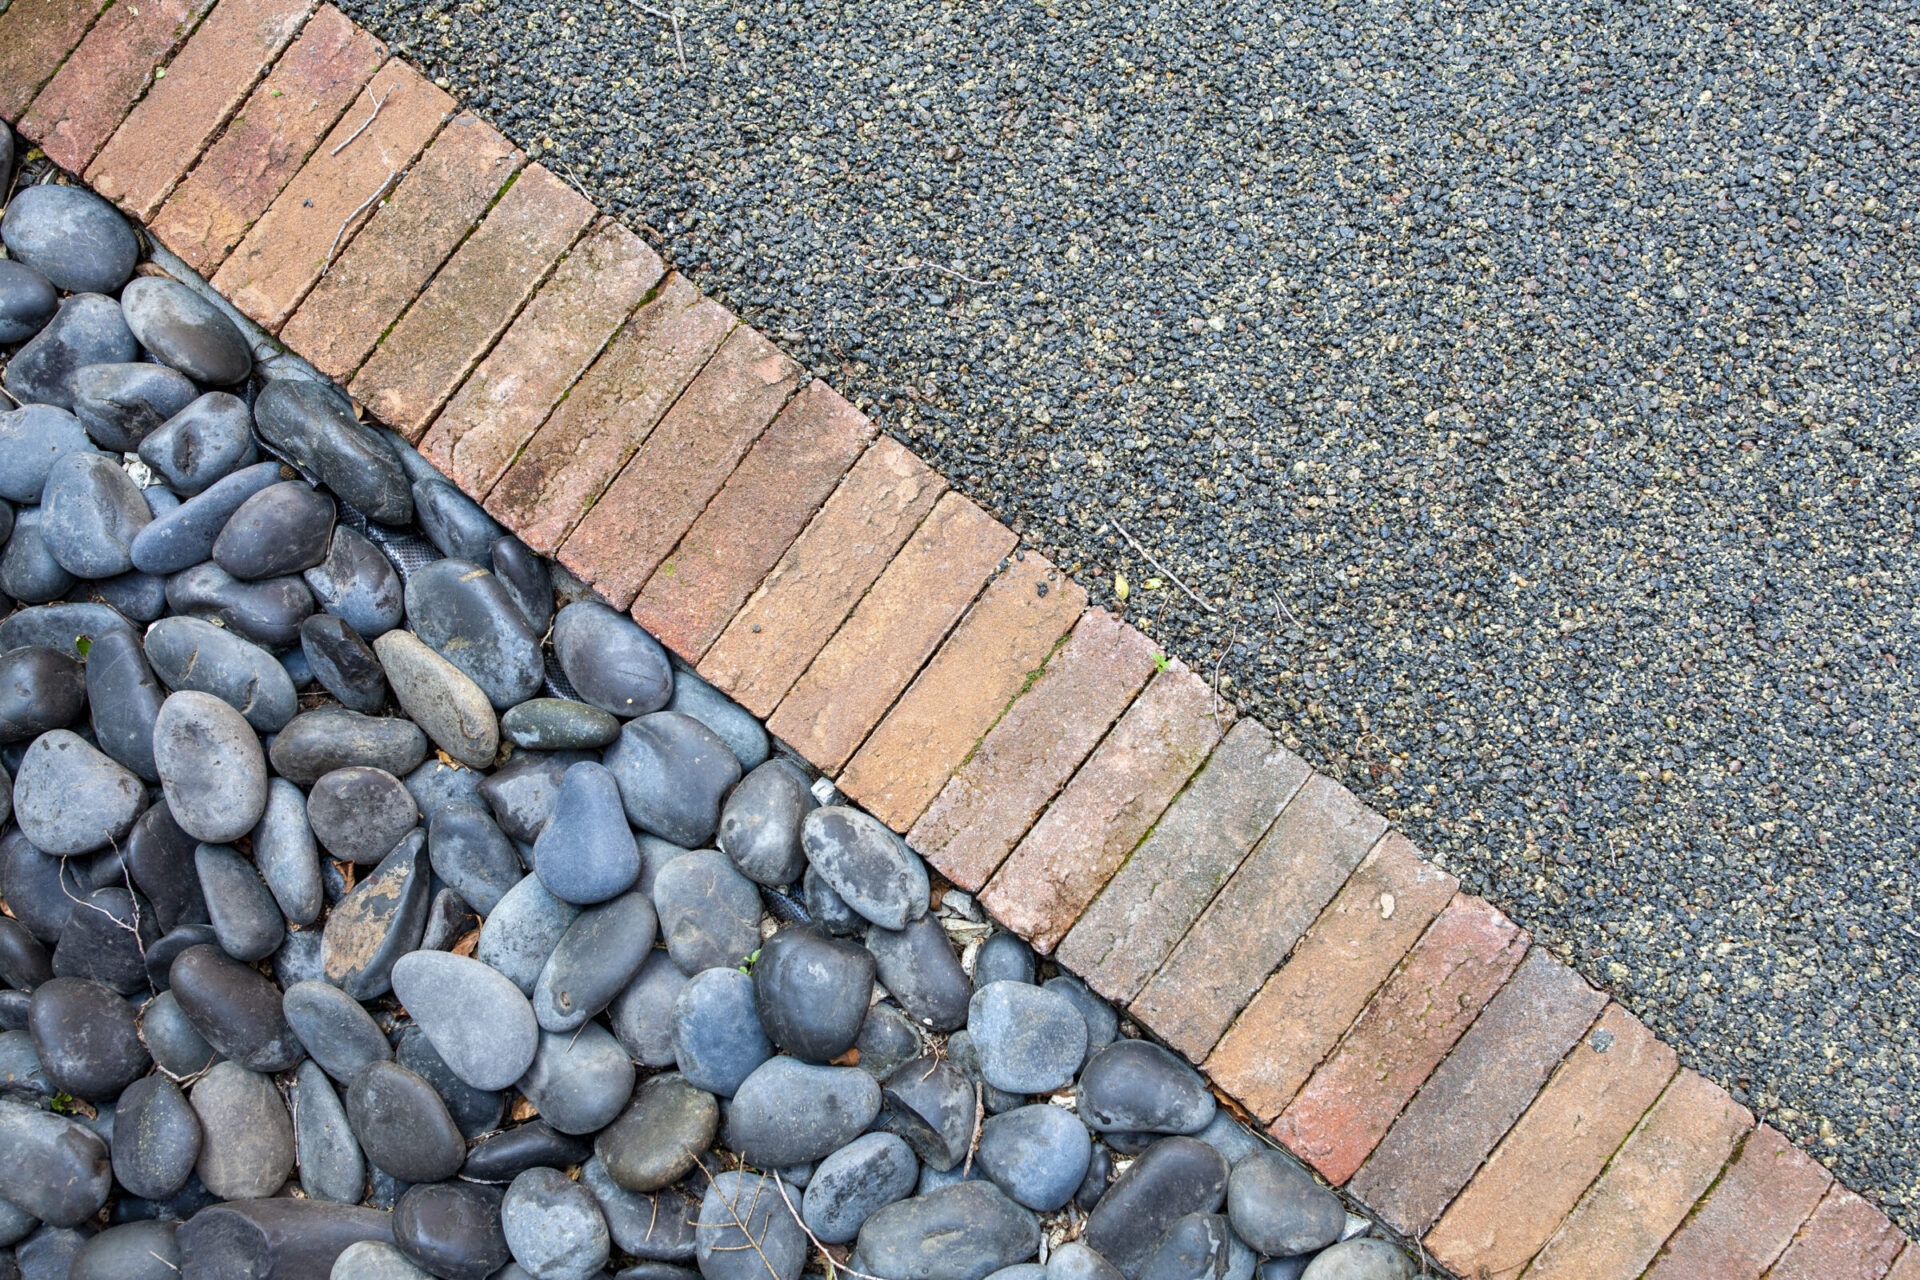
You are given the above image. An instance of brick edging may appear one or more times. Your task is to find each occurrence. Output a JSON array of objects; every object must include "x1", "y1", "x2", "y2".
[{"x1": 2, "y1": 4, "x2": 1911, "y2": 1277}]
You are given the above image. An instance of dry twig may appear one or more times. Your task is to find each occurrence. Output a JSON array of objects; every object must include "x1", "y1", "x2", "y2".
[
  {"x1": 322, "y1": 171, "x2": 403, "y2": 276},
  {"x1": 767, "y1": 1167, "x2": 889, "y2": 1280},
  {"x1": 331, "y1": 85, "x2": 393, "y2": 156},
  {"x1": 1107, "y1": 513, "x2": 1217, "y2": 614},
  {"x1": 624, "y1": 0, "x2": 688, "y2": 70},
  {"x1": 964, "y1": 1081, "x2": 984, "y2": 1176}
]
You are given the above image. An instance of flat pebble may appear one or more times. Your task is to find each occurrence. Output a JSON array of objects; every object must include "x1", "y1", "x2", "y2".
[
  {"x1": 299, "y1": 613, "x2": 390, "y2": 712},
  {"x1": 969, "y1": 981, "x2": 1088, "y2": 1094},
  {"x1": 136, "y1": 392, "x2": 258, "y2": 496},
  {"x1": 194, "y1": 841, "x2": 285, "y2": 961},
  {"x1": 0, "y1": 508, "x2": 77, "y2": 603},
  {"x1": 253, "y1": 378, "x2": 412, "y2": 525},
  {"x1": 0, "y1": 405, "x2": 93, "y2": 503},
  {"x1": 651, "y1": 848, "x2": 761, "y2": 975},
  {"x1": 517, "y1": 1022, "x2": 635, "y2": 1135},
  {"x1": 407, "y1": 558, "x2": 544, "y2": 708},
  {"x1": 292, "y1": 1059, "x2": 368, "y2": 1205},
  {"x1": 1050, "y1": 1242, "x2": 1126, "y2": 1280},
  {"x1": 168, "y1": 943, "x2": 303, "y2": 1072},
  {"x1": 502, "y1": 697, "x2": 621, "y2": 750},
  {"x1": 120, "y1": 276, "x2": 252, "y2": 385},
  {"x1": 321, "y1": 829, "x2": 432, "y2": 999},
  {"x1": 717, "y1": 758, "x2": 814, "y2": 886},
  {"x1": 4, "y1": 293, "x2": 137, "y2": 411},
  {"x1": 490, "y1": 535, "x2": 554, "y2": 634},
  {"x1": 595, "y1": 1072, "x2": 719, "y2": 1193},
  {"x1": 581, "y1": 1158, "x2": 698, "y2": 1262},
  {"x1": 729, "y1": 1056, "x2": 883, "y2": 1168},
  {"x1": 270, "y1": 706, "x2": 428, "y2": 784},
  {"x1": 391, "y1": 949, "x2": 540, "y2": 1091},
  {"x1": 0, "y1": 186, "x2": 138, "y2": 294},
  {"x1": 672, "y1": 966, "x2": 771, "y2": 1096},
  {"x1": 252, "y1": 777, "x2": 324, "y2": 925},
  {"x1": 28, "y1": 976, "x2": 148, "y2": 1101},
  {"x1": 136, "y1": 989, "x2": 219, "y2": 1079},
  {"x1": 308, "y1": 765, "x2": 419, "y2": 864},
  {"x1": 974, "y1": 931, "x2": 1038, "y2": 989},
  {"x1": 395, "y1": 1025, "x2": 506, "y2": 1140},
  {"x1": 801, "y1": 1131, "x2": 918, "y2": 1245},
  {"x1": 427, "y1": 801, "x2": 521, "y2": 915},
  {"x1": 533, "y1": 889, "x2": 657, "y2": 1032},
  {"x1": 153, "y1": 690, "x2": 267, "y2": 843},
  {"x1": 463, "y1": 1121, "x2": 592, "y2": 1184},
  {"x1": 394, "y1": 1181, "x2": 509, "y2": 1280},
  {"x1": 977, "y1": 1105, "x2": 1093, "y2": 1212},
  {"x1": 1079, "y1": 1039, "x2": 1217, "y2": 1136},
  {"x1": 331, "y1": 1241, "x2": 434, "y2": 1280},
  {"x1": 13, "y1": 728, "x2": 143, "y2": 855},
  {"x1": 304, "y1": 523, "x2": 405, "y2": 636},
  {"x1": 212, "y1": 480, "x2": 334, "y2": 580},
  {"x1": 868, "y1": 912, "x2": 973, "y2": 1033},
  {"x1": 283, "y1": 979, "x2": 392, "y2": 1083},
  {"x1": 851, "y1": 1181, "x2": 1041, "y2": 1280},
  {"x1": 40, "y1": 450, "x2": 150, "y2": 577},
  {"x1": 552, "y1": 601, "x2": 672, "y2": 717},
  {"x1": 604, "y1": 711, "x2": 740, "y2": 847},
  {"x1": 503, "y1": 1166, "x2": 612, "y2": 1280},
  {"x1": 377, "y1": 629, "x2": 499, "y2": 769}
]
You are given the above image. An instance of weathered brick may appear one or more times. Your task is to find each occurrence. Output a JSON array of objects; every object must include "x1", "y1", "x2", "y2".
[
  {"x1": 279, "y1": 113, "x2": 521, "y2": 379},
  {"x1": 0, "y1": 0, "x2": 111, "y2": 121},
  {"x1": 484, "y1": 272, "x2": 733, "y2": 553},
  {"x1": 1131, "y1": 771, "x2": 1391, "y2": 1055},
  {"x1": 1764, "y1": 1185, "x2": 1905, "y2": 1280},
  {"x1": 630, "y1": 380, "x2": 874, "y2": 661},
  {"x1": 699, "y1": 439, "x2": 945, "y2": 717},
  {"x1": 1346, "y1": 945, "x2": 1607, "y2": 1236},
  {"x1": 1524, "y1": 1069, "x2": 1752, "y2": 1280},
  {"x1": 1058, "y1": 719, "x2": 1307, "y2": 1001},
  {"x1": 1424, "y1": 1004, "x2": 1679, "y2": 1280},
  {"x1": 85, "y1": 0, "x2": 313, "y2": 220},
  {"x1": 1205, "y1": 833, "x2": 1458, "y2": 1124},
  {"x1": 1887, "y1": 1246, "x2": 1920, "y2": 1280},
  {"x1": 766, "y1": 493, "x2": 1016, "y2": 772},
  {"x1": 559, "y1": 325, "x2": 806, "y2": 606},
  {"x1": 1273, "y1": 894, "x2": 1527, "y2": 1185},
  {"x1": 981, "y1": 665, "x2": 1232, "y2": 953},
  {"x1": 149, "y1": 6, "x2": 379, "y2": 274},
  {"x1": 21, "y1": 0, "x2": 215, "y2": 175},
  {"x1": 838, "y1": 553, "x2": 1087, "y2": 831},
  {"x1": 1641, "y1": 1125, "x2": 1832, "y2": 1280},
  {"x1": 418, "y1": 219, "x2": 662, "y2": 498},
  {"x1": 212, "y1": 58, "x2": 452, "y2": 330},
  {"x1": 911, "y1": 608, "x2": 1157, "y2": 892}
]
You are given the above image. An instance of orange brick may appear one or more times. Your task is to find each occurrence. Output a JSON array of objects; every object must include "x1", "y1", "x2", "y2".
[
  {"x1": 1641, "y1": 1125, "x2": 1832, "y2": 1280},
  {"x1": 21, "y1": 0, "x2": 214, "y2": 174},
  {"x1": 148, "y1": 6, "x2": 379, "y2": 274},
  {"x1": 558, "y1": 325, "x2": 805, "y2": 606},
  {"x1": 86, "y1": 0, "x2": 313, "y2": 219},
  {"x1": 699, "y1": 439, "x2": 945, "y2": 719},
  {"x1": 630, "y1": 380, "x2": 875, "y2": 662},
  {"x1": 910, "y1": 608, "x2": 1157, "y2": 893},
  {"x1": 981, "y1": 664, "x2": 1232, "y2": 953},
  {"x1": 484, "y1": 272, "x2": 733, "y2": 553},
  {"x1": 0, "y1": 0, "x2": 111, "y2": 121},
  {"x1": 213, "y1": 58, "x2": 452, "y2": 330},
  {"x1": 1765, "y1": 1185, "x2": 1904, "y2": 1280},
  {"x1": 1425, "y1": 1004, "x2": 1678, "y2": 1280},
  {"x1": 1524, "y1": 1069, "x2": 1752, "y2": 1280},
  {"x1": 838, "y1": 553, "x2": 1086, "y2": 831},
  {"x1": 766, "y1": 493, "x2": 1015, "y2": 773},
  {"x1": 419, "y1": 219, "x2": 663, "y2": 498},
  {"x1": 1131, "y1": 772, "x2": 1390, "y2": 1056},
  {"x1": 1206, "y1": 833, "x2": 1458, "y2": 1123},
  {"x1": 279, "y1": 112, "x2": 521, "y2": 379}
]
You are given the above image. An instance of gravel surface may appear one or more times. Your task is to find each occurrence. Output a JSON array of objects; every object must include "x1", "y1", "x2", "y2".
[{"x1": 339, "y1": 0, "x2": 1919, "y2": 1225}]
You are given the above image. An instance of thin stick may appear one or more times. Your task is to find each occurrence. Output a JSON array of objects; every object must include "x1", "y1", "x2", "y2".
[
  {"x1": 1211, "y1": 625, "x2": 1239, "y2": 716},
  {"x1": 0, "y1": 382, "x2": 20, "y2": 407},
  {"x1": 963, "y1": 1081, "x2": 984, "y2": 1176},
  {"x1": 1107, "y1": 512, "x2": 1217, "y2": 613},
  {"x1": 866, "y1": 258, "x2": 995, "y2": 287},
  {"x1": 331, "y1": 85, "x2": 393, "y2": 156},
  {"x1": 322, "y1": 170, "x2": 401, "y2": 276},
  {"x1": 624, "y1": 0, "x2": 688, "y2": 70}
]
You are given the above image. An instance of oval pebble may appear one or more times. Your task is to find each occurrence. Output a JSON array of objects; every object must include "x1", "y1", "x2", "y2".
[
  {"x1": 152, "y1": 690, "x2": 267, "y2": 843},
  {"x1": 533, "y1": 761, "x2": 641, "y2": 905},
  {"x1": 604, "y1": 711, "x2": 740, "y2": 848},
  {"x1": 85, "y1": 626, "x2": 166, "y2": 780},
  {"x1": 976, "y1": 1105, "x2": 1093, "y2": 1213},
  {"x1": 1085, "y1": 1138, "x2": 1230, "y2": 1278},
  {"x1": 308, "y1": 766, "x2": 419, "y2": 864},
  {"x1": 696, "y1": 1171, "x2": 805, "y2": 1280},
  {"x1": 144, "y1": 614, "x2": 298, "y2": 731},
  {"x1": 390, "y1": 950, "x2": 539, "y2": 1092},
  {"x1": 595, "y1": 1072, "x2": 719, "y2": 1193},
  {"x1": 1079, "y1": 1039, "x2": 1217, "y2": 1136},
  {"x1": 752, "y1": 923, "x2": 874, "y2": 1062},
  {"x1": 136, "y1": 392, "x2": 258, "y2": 496},
  {"x1": 968, "y1": 981, "x2": 1088, "y2": 1095},
  {"x1": 476, "y1": 872, "x2": 580, "y2": 995},
  {"x1": 13, "y1": 728, "x2": 143, "y2": 855},
  {"x1": 193, "y1": 841, "x2": 285, "y2": 961},
  {"x1": 394, "y1": 1180, "x2": 509, "y2": 1280},
  {"x1": 533, "y1": 889, "x2": 657, "y2": 1032},
  {"x1": 27, "y1": 975, "x2": 148, "y2": 1101},
  {"x1": 672, "y1": 966, "x2": 771, "y2": 1097},
  {"x1": 517, "y1": 1022, "x2": 636, "y2": 1135},
  {"x1": 253, "y1": 378, "x2": 412, "y2": 525},
  {"x1": 851, "y1": 1182, "x2": 1041, "y2": 1280},
  {"x1": 868, "y1": 912, "x2": 973, "y2": 1033},
  {"x1": 0, "y1": 405, "x2": 93, "y2": 503},
  {"x1": 801, "y1": 1132, "x2": 919, "y2": 1245},
  {"x1": 270, "y1": 706, "x2": 428, "y2": 784},
  {"x1": 727, "y1": 1057, "x2": 883, "y2": 1168},
  {"x1": 0, "y1": 185, "x2": 138, "y2": 294},
  {"x1": 120, "y1": 276, "x2": 252, "y2": 386},
  {"x1": 0, "y1": 258, "x2": 57, "y2": 345},
  {"x1": 252, "y1": 777, "x2": 325, "y2": 926},
  {"x1": 0, "y1": 645, "x2": 85, "y2": 743},
  {"x1": 164, "y1": 560, "x2": 315, "y2": 649},
  {"x1": 552, "y1": 601, "x2": 672, "y2": 717},
  {"x1": 68, "y1": 361, "x2": 197, "y2": 451},
  {"x1": 651, "y1": 848, "x2": 761, "y2": 975},
  {"x1": 0, "y1": 1097, "x2": 112, "y2": 1227},
  {"x1": 40, "y1": 450, "x2": 151, "y2": 578},
  {"x1": 347, "y1": 1060, "x2": 467, "y2": 1184},
  {"x1": 503, "y1": 1166, "x2": 612, "y2": 1280},
  {"x1": 1227, "y1": 1150, "x2": 1347, "y2": 1259},
  {"x1": 112, "y1": 1075, "x2": 203, "y2": 1201},
  {"x1": 717, "y1": 758, "x2": 814, "y2": 886},
  {"x1": 4, "y1": 293, "x2": 138, "y2": 411},
  {"x1": 801, "y1": 805, "x2": 930, "y2": 931},
  {"x1": 129, "y1": 458, "x2": 282, "y2": 576},
  {"x1": 407, "y1": 558, "x2": 544, "y2": 708},
  {"x1": 212, "y1": 480, "x2": 335, "y2": 580},
  {"x1": 502, "y1": 697, "x2": 621, "y2": 750},
  {"x1": 304, "y1": 523, "x2": 405, "y2": 636},
  {"x1": 283, "y1": 979, "x2": 393, "y2": 1083},
  {"x1": 300, "y1": 612, "x2": 390, "y2": 713},
  {"x1": 191, "y1": 1061, "x2": 296, "y2": 1200},
  {"x1": 376, "y1": 629, "x2": 499, "y2": 769},
  {"x1": 169, "y1": 943, "x2": 303, "y2": 1072}
]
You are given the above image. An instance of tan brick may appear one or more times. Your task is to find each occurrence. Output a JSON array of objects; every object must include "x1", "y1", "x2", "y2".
[
  {"x1": 981, "y1": 665, "x2": 1232, "y2": 953},
  {"x1": 21, "y1": 0, "x2": 214, "y2": 174},
  {"x1": 1131, "y1": 771, "x2": 1391, "y2": 1056},
  {"x1": 1273, "y1": 894, "x2": 1527, "y2": 1185},
  {"x1": 1765, "y1": 1185, "x2": 1904, "y2": 1280},
  {"x1": 1206, "y1": 833, "x2": 1458, "y2": 1124},
  {"x1": 630, "y1": 380, "x2": 875, "y2": 662},
  {"x1": 0, "y1": 0, "x2": 111, "y2": 121},
  {"x1": 1524, "y1": 1069, "x2": 1752, "y2": 1280},
  {"x1": 838, "y1": 553, "x2": 1087, "y2": 831},
  {"x1": 699, "y1": 439, "x2": 945, "y2": 718},
  {"x1": 1425, "y1": 1004, "x2": 1679, "y2": 1280},
  {"x1": 766, "y1": 493, "x2": 1016, "y2": 773},
  {"x1": 484, "y1": 272, "x2": 733, "y2": 553},
  {"x1": 418, "y1": 219, "x2": 662, "y2": 499},
  {"x1": 148, "y1": 6, "x2": 379, "y2": 274},
  {"x1": 911, "y1": 608, "x2": 1157, "y2": 892},
  {"x1": 85, "y1": 0, "x2": 313, "y2": 219},
  {"x1": 279, "y1": 113, "x2": 521, "y2": 379},
  {"x1": 1641, "y1": 1125, "x2": 1832, "y2": 1280},
  {"x1": 558, "y1": 326, "x2": 806, "y2": 606},
  {"x1": 1347, "y1": 946, "x2": 1607, "y2": 1236},
  {"x1": 212, "y1": 58, "x2": 452, "y2": 330}
]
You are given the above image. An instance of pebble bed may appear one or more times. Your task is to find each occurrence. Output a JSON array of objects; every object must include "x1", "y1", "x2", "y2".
[{"x1": 0, "y1": 146, "x2": 1418, "y2": 1279}]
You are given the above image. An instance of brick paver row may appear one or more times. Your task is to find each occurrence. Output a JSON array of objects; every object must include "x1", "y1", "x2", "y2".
[{"x1": 6, "y1": 4, "x2": 1909, "y2": 1273}]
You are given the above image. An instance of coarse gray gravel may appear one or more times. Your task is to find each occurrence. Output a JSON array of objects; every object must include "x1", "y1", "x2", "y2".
[{"x1": 340, "y1": 0, "x2": 1920, "y2": 1226}]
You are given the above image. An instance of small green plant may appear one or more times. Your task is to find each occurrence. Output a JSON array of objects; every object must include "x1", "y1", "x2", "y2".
[
  {"x1": 1152, "y1": 652, "x2": 1170, "y2": 672},
  {"x1": 738, "y1": 948, "x2": 761, "y2": 974},
  {"x1": 49, "y1": 1091, "x2": 78, "y2": 1116},
  {"x1": 74, "y1": 635, "x2": 91, "y2": 658}
]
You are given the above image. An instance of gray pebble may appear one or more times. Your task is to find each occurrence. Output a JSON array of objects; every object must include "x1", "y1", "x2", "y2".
[
  {"x1": 194, "y1": 841, "x2": 285, "y2": 961},
  {"x1": 283, "y1": 979, "x2": 393, "y2": 1083},
  {"x1": 0, "y1": 186, "x2": 138, "y2": 295},
  {"x1": 129, "y1": 458, "x2": 282, "y2": 576},
  {"x1": 717, "y1": 758, "x2": 814, "y2": 886},
  {"x1": 3, "y1": 294, "x2": 137, "y2": 411},
  {"x1": 68, "y1": 362, "x2": 196, "y2": 452},
  {"x1": 293, "y1": 1060, "x2": 369, "y2": 1205},
  {"x1": 801, "y1": 805, "x2": 929, "y2": 931},
  {"x1": 607, "y1": 947, "x2": 688, "y2": 1068},
  {"x1": 595, "y1": 1072, "x2": 718, "y2": 1193},
  {"x1": 40, "y1": 449, "x2": 150, "y2": 578},
  {"x1": 406, "y1": 558, "x2": 544, "y2": 708},
  {"x1": 145, "y1": 614, "x2": 298, "y2": 731},
  {"x1": 969, "y1": 981, "x2": 1088, "y2": 1094},
  {"x1": 253, "y1": 777, "x2": 325, "y2": 925},
  {"x1": 212, "y1": 480, "x2": 335, "y2": 580},
  {"x1": 13, "y1": 728, "x2": 143, "y2": 855},
  {"x1": 534, "y1": 889, "x2": 657, "y2": 1032},
  {"x1": 801, "y1": 1131, "x2": 918, "y2": 1245},
  {"x1": 1079, "y1": 1039, "x2": 1218, "y2": 1136},
  {"x1": 270, "y1": 706, "x2": 428, "y2": 784},
  {"x1": 426, "y1": 801, "x2": 521, "y2": 916},
  {"x1": 503, "y1": 1166, "x2": 611, "y2": 1280},
  {"x1": 376, "y1": 629, "x2": 499, "y2": 769},
  {"x1": 868, "y1": 912, "x2": 973, "y2": 1033},
  {"x1": 517, "y1": 1022, "x2": 635, "y2": 1135},
  {"x1": 880, "y1": 1055, "x2": 977, "y2": 1172},
  {"x1": 152, "y1": 690, "x2": 267, "y2": 843},
  {"x1": 85, "y1": 626, "x2": 165, "y2": 780},
  {"x1": 391, "y1": 950, "x2": 539, "y2": 1091},
  {"x1": 120, "y1": 277, "x2": 252, "y2": 385},
  {"x1": 191, "y1": 1061, "x2": 295, "y2": 1200},
  {"x1": 136, "y1": 392, "x2": 258, "y2": 495},
  {"x1": 671, "y1": 966, "x2": 771, "y2": 1096},
  {"x1": 695, "y1": 1171, "x2": 804, "y2": 1280},
  {"x1": 476, "y1": 872, "x2": 580, "y2": 995},
  {"x1": 977, "y1": 1105, "x2": 1093, "y2": 1212},
  {"x1": 552, "y1": 600, "x2": 672, "y2": 717},
  {"x1": 0, "y1": 405, "x2": 93, "y2": 503},
  {"x1": 322, "y1": 829, "x2": 432, "y2": 998},
  {"x1": 304, "y1": 524, "x2": 405, "y2": 636},
  {"x1": 851, "y1": 1182, "x2": 1041, "y2": 1280},
  {"x1": 252, "y1": 378, "x2": 412, "y2": 525},
  {"x1": 347, "y1": 1060, "x2": 467, "y2": 1184},
  {"x1": 164, "y1": 560, "x2": 315, "y2": 649},
  {"x1": 502, "y1": 697, "x2": 621, "y2": 750},
  {"x1": 533, "y1": 760, "x2": 641, "y2": 904},
  {"x1": 308, "y1": 765, "x2": 419, "y2": 864},
  {"x1": 651, "y1": 848, "x2": 761, "y2": 975}
]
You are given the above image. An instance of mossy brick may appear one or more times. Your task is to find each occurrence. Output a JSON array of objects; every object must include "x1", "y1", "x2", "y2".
[
  {"x1": 559, "y1": 325, "x2": 806, "y2": 608},
  {"x1": 21, "y1": 0, "x2": 215, "y2": 174},
  {"x1": 1640, "y1": 1124, "x2": 1832, "y2": 1280},
  {"x1": 1763, "y1": 1185, "x2": 1905, "y2": 1280},
  {"x1": 0, "y1": 0, "x2": 111, "y2": 121}
]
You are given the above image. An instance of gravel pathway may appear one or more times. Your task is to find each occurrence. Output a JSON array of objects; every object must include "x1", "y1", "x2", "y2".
[{"x1": 338, "y1": 0, "x2": 1920, "y2": 1224}]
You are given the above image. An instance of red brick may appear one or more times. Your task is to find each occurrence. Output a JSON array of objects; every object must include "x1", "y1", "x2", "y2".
[
  {"x1": 838, "y1": 554, "x2": 1087, "y2": 831},
  {"x1": 86, "y1": 0, "x2": 314, "y2": 220},
  {"x1": 1525, "y1": 1069, "x2": 1752, "y2": 1280},
  {"x1": 20, "y1": 0, "x2": 214, "y2": 174},
  {"x1": 558, "y1": 325, "x2": 806, "y2": 606},
  {"x1": 213, "y1": 58, "x2": 452, "y2": 330},
  {"x1": 1425, "y1": 1004, "x2": 1679, "y2": 1280},
  {"x1": 699, "y1": 439, "x2": 945, "y2": 718},
  {"x1": 980, "y1": 671, "x2": 1233, "y2": 954},
  {"x1": 910, "y1": 609, "x2": 1157, "y2": 893},
  {"x1": 418, "y1": 219, "x2": 663, "y2": 498},
  {"x1": 1346, "y1": 946, "x2": 1607, "y2": 1236},
  {"x1": 0, "y1": 0, "x2": 111, "y2": 121},
  {"x1": 1641, "y1": 1125, "x2": 1833, "y2": 1280},
  {"x1": 1130, "y1": 771, "x2": 1390, "y2": 1056},
  {"x1": 1887, "y1": 1246, "x2": 1920, "y2": 1280},
  {"x1": 484, "y1": 272, "x2": 734, "y2": 553},
  {"x1": 766, "y1": 493, "x2": 1016, "y2": 773},
  {"x1": 1765, "y1": 1185, "x2": 1904, "y2": 1280},
  {"x1": 149, "y1": 6, "x2": 379, "y2": 274},
  {"x1": 1205, "y1": 834, "x2": 1458, "y2": 1124},
  {"x1": 279, "y1": 112, "x2": 521, "y2": 379},
  {"x1": 1272, "y1": 894, "x2": 1527, "y2": 1186},
  {"x1": 630, "y1": 380, "x2": 875, "y2": 661}
]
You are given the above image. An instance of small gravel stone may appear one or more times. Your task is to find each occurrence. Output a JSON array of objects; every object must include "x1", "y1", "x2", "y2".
[{"x1": 119, "y1": 277, "x2": 252, "y2": 385}]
